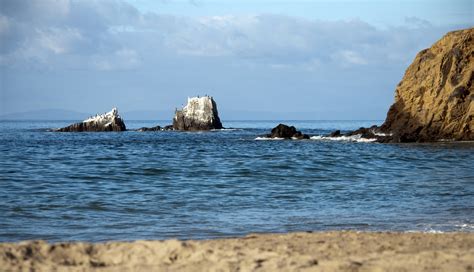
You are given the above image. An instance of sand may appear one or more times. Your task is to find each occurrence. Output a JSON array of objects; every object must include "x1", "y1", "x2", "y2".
[{"x1": 1, "y1": 231, "x2": 473, "y2": 271}]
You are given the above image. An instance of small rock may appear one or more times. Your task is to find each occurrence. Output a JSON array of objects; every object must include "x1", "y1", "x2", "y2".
[
  {"x1": 329, "y1": 130, "x2": 341, "y2": 137},
  {"x1": 267, "y1": 124, "x2": 309, "y2": 139},
  {"x1": 137, "y1": 125, "x2": 162, "y2": 132}
]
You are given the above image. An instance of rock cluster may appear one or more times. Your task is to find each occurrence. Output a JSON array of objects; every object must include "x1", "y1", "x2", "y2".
[
  {"x1": 57, "y1": 108, "x2": 126, "y2": 132},
  {"x1": 137, "y1": 125, "x2": 173, "y2": 132},
  {"x1": 173, "y1": 96, "x2": 223, "y2": 131},
  {"x1": 267, "y1": 124, "x2": 309, "y2": 139}
]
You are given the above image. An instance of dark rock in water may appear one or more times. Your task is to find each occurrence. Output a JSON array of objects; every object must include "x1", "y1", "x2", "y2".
[
  {"x1": 292, "y1": 131, "x2": 310, "y2": 140},
  {"x1": 379, "y1": 28, "x2": 473, "y2": 142},
  {"x1": 173, "y1": 96, "x2": 223, "y2": 131},
  {"x1": 137, "y1": 125, "x2": 174, "y2": 132},
  {"x1": 270, "y1": 124, "x2": 297, "y2": 138},
  {"x1": 163, "y1": 125, "x2": 174, "y2": 131},
  {"x1": 137, "y1": 125, "x2": 162, "y2": 132},
  {"x1": 267, "y1": 124, "x2": 309, "y2": 139},
  {"x1": 346, "y1": 127, "x2": 377, "y2": 139},
  {"x1": 57, "y1": 108, "x2": 126, "y2": 132},
  {"x1": 327, "y1": 125, "x2": 396, "y2": 143},
  {"x1": 329, "y1": 130, "x2": 341, "y2": 137}
]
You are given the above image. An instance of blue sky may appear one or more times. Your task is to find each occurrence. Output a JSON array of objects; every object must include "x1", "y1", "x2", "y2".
[{"x1": 0, "y1": 0, "x2": 472, "y2": 120}]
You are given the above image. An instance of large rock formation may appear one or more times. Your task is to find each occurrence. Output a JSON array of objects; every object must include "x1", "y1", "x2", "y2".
[
  {"x1": 57, "y1": 108, "x2": 126, "y2": 132},
  {"x1": 173, "y1": 96, "x2": 223, "y2": 131},
  {"x1": 266, "y1": 124, "x2": 310, "y2": 139},
  {"x1": 380, "y1": 28, "x2": 473, "y2": 142}
]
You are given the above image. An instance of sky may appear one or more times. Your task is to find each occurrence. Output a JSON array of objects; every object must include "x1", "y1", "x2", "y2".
[{"x1": 0, "y1": 0, "x2": 472, "y2": 120}]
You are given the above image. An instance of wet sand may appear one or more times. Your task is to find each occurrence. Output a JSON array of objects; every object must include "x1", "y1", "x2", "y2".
[{"x1": 1, "y1": 231, "x2": 473, "y2": 271}]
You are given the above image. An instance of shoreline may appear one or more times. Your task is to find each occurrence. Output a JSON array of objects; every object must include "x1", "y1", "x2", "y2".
[{"x1": 1, "y1": 231, "x2": 473, "y2": 271}]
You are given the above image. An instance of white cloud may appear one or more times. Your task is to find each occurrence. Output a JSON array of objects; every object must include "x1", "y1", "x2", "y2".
[
  {"x1": 0, "y1": 0, "x2": 464, "y2": 71},
  {"x1": 92, "y1": 48, "x2": 141, "y2": 71},
  {"x1": 332, "y1": 50, "x2": 368, "y2": 66}
]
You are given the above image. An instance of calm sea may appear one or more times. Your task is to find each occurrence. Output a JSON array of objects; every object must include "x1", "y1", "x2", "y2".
[{"x1": 0, "y1": 120, "x2": 473, "y2": 242}]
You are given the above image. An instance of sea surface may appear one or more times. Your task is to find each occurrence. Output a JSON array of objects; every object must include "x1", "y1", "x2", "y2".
[{"x1": 1, "y1": 120, "x2": 473, "y2": 242}]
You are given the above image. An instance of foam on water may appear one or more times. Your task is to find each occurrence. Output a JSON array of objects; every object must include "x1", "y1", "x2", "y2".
[
  {"x1": 255, "y1": 137, "x2": 285, "y2": 140},
  {"x1": 456, "y1": 224, "x2": 474, "y2": 230},
  {"x1": 211, "y1": 128, "x2": 242, "y2": 131},
  {"x1": 310, "y1": 134, "x2": 377, "y2": 143}
]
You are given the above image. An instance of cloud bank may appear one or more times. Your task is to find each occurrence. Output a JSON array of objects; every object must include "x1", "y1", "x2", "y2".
[
  {"x1": 0, "y1": 0, "x2": 469, "y2": 119},
  {"x1": 1, "y1": 0, "x2": 459, "y2": 70}
]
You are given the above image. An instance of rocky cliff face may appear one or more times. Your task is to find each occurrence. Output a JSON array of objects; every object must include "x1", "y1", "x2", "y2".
[
  {"x1": 57, "y1": 108, "x2": 126, "y2": 132},
  {"x1": 173, "y1": 96, "x2": 223, "y2": 131},
  {"x1": 381, "y1": 28, "x2": 473, "y2": 142}
]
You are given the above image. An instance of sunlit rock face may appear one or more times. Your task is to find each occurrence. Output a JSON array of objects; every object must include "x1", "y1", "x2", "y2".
[
  {"x1": 57, "y1": 108, "x2": 126, "y2": 132},
  {"x1": 173, "y1": 96, "x2": 223, "y2": 131},
  {"x1": 381, "y1": 28, "x2": 473, "y2": 142}
]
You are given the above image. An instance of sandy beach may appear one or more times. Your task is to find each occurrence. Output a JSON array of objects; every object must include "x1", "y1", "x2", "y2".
[{"x1": 1, "y1": 231, "x2": 473, "y2": 271}]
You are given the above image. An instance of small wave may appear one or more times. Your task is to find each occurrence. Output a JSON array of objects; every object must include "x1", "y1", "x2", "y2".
[
  {"x1": 373, "y1": 131, "x2": 392, "y2": 137},
  {"x1": 425, "y1": 229, "x2": 445, "y2": 234},
  {"x1": 456, "y1": 223, "x2": 474, "y2": 230},
  {"x1": 310, "y1": 134, "x2": 377, "y2": 143},
  {"x1": 405, "y1": 230, "x2": 445, "y2": 234},
  {"x1": 255, "y1": 137, "x2": 285, "y2": 141},
  {"x1": 211, "y1": 128, "x2": 242, "y2": 131}
]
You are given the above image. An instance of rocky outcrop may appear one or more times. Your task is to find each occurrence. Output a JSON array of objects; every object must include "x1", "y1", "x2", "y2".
[
  {"x1": 379, "y1": 28, "x2": 474, "y2": 142},
  {"x1": 334, "y1": 126, "x2": 394, "y2": 142},
  {"x1": 57, "y1": 108, "x2": 126, "y2": 132},
  {"x1": 173, "y1": 96, "x2": 223, "y2": 131},
  {"x1": 267, "y1": 124, "x2": 309, "y2": 139},
  {"x1": 137, "y1": 125, "x2": 174, "y2": 132},
  {"x1": 137, "y1": 125, "x2": 163, "y2": 132}
]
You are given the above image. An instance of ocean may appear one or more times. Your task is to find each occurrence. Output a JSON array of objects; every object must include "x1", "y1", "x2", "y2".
[{"x1": 0, "y1": 120, "x2": 473, "y2": 242}]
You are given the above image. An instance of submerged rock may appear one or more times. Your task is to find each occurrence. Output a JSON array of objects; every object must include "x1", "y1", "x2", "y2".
[
  {"x1": 327, "y1": 125, "x2": 394, "y2": 143},
  {"x1": 163, "y1": 125, "x2": 174, "y2": 131},
  {"x1": 329, "y1": 130, "x2": 341, "y2": 137},
  {"x1": 173, "y1": 96, "x2": 223, "y2": 131},
  {"x1": 267, "y1": 124, "x2": 309, "y2": 139},
  {"x1": 57, "y1": 108, "x2": 126, "y2": 132},
  {"x1": 137, "y1": 125, "x2": 174, "y2": 132},
  {"x1": 380, "y1": 28, "x2": 474, "y2": 142},
  {"x1": 137, "y1": 125, "x2": 162, "y2": 132}
]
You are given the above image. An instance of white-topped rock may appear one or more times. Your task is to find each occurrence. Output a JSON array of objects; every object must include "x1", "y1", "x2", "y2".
[
  {"x1": 173, "y1": 96, "x2": 223, "y2": 130},
  {"x1": 57, "y1": 108, "x2": 126, "y2": 132}
]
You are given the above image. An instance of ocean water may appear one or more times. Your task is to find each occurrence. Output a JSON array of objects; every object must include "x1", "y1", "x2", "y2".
[{"x1": 0, "y1": 120, "x2": 473, "y2": 242}]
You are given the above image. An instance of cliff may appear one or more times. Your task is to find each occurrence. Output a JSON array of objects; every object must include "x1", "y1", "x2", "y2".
[
  {"x1": 381, "y1": 28, "x2": 473, "y2": 142},
  {"x1": 57, "y1": 108, "x2": 126, "y2": 132},
  {"x1": 173, "y1": 96, "x2": 223, "y2": 131}
]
